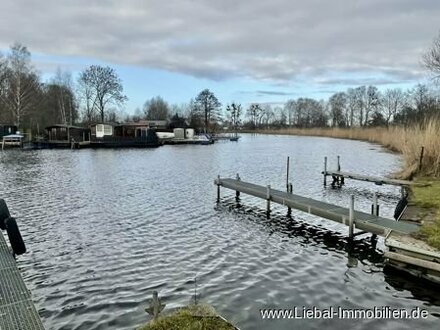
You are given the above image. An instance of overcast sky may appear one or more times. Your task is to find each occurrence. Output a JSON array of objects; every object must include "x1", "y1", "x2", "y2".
[{"x1": 1, "y1": 0, "x2": 439, "y2": 112}]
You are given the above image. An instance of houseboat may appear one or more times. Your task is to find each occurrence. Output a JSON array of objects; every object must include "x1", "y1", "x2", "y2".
[
  {"x1": 89, "y1": 122, "x2": 160, "y2": 148},
  {"x1": 0, "y1": 124, "x2": 24, "y2": 150},
  {"x1": 43, "y1": 124, "x2": 91, "y2": 148}
]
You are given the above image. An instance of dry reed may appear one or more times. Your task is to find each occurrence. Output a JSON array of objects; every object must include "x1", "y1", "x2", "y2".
[{"x1": 254, "y1": 119, "x2": 440, "y2": 179}]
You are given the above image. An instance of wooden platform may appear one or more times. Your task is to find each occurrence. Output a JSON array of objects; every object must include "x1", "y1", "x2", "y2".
[
  {"x1": 215, "y1": 178, "x2": 419, "y2": 236},
  {"x1": 323, "y1": 170, "x2": 412, "y2": 186},
  {"x1": 0, "y1": 231, "x2": 45, "y2": 330}
]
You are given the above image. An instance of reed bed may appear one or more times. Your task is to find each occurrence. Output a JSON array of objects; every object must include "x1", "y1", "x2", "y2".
[{"x1": 255, "y1": 119, "x2": 440, "y2": 179}]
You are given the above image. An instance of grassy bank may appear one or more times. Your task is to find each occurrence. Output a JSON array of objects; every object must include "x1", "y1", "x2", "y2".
[
  {"x1": 412, "y1": 178, "x2": 440, "y2": 249},
  {"x1": 139, "y1": 305, "x2": 236, "y2": 330},
  {"x1": 252, "y1": 119, "x2": 440, "y2": 179}
]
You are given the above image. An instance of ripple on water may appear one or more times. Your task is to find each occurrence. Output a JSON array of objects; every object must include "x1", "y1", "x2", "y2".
[{"x1": 1, "y1": 136, "x2": 440, "y2": 330}]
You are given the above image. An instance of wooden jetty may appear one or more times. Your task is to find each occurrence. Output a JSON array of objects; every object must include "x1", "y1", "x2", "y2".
[
  {"x1": 322, "y1": 156, "x2": 412, "y2": 187},
  {"x1": 214, "y1": 176, "x2": 419, "y2": 238},
  {"x1": 0, "y1": 230, "x2": 45, "y2": 329}
]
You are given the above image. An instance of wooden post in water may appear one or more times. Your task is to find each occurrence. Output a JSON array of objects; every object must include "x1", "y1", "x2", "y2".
[
  {"x1": 337, "y1": 155, "x2": 341, "y2": 171},
  {"x1": 236, "y1": 173, "x2": 241, "y2": 199},
  {"x1": 266, "y1": 185, "x2": 271, "y2": 216},
  {"x1": 349, "y1": 195, "x2": 354, "y2": 239},
  {"x1": 286, "y1": 156, "x2": 290, "y2": 192},
  {"x1": 323, "y1": 156, "x2": 327, "y2": 186},
  {"x1": 217, "y1": 175, "x2": 221, "y2": 202}
]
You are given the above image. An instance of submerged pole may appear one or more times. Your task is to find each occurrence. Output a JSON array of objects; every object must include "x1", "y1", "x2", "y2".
[
  {"x1": 287, "y1": 183, "x2": 293, "y2": 216},
  {"x1": 236, "y1": 173, "x2": 241, "y2": 199},
  {"x1": 373, "y1": 192, "x2": 378, "y2": 216},
  {"x1": 349, "y1": 195, "x2": 354, "y2": 239},
  {"x1": 217, "y1": 175, "x2": 221, "y2": 202},
  {"x1": 323, "y1": 156, "x2": 327, "y2": 186},
  {"x1": 266, "y1": 185, "x2": 271, "y2": 216}
]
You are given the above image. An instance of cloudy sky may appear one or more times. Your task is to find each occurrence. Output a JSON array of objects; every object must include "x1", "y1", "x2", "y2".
[{"x1": 1, "y1": 0, "x2": 439, "y2": 112}]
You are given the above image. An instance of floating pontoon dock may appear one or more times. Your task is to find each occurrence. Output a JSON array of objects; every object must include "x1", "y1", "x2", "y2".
[
  {"x1": 215, "y1": 177, "x2": 418, "y2": 237},
  {"x1": 0, "y1": 231, "x2": 44, "y2": 329}
]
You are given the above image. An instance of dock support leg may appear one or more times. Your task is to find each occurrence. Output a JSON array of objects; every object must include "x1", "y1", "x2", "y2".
[
  {"x1": 266, "y1": 185, "x2": 271, "y2": 217},
  {"x1": 323, "y1": 156, "x2": 327, "y2": 186},
  {"x1": 349, "y1": 195, "x2": 354, "y2": 240},
  {"x1": 287, "y1": 183, "x2": 292, "y2": 216},
  {"x1": 371, "y1": 192, "x2": 378, "y2": 240},
  {"x1": 235, "y1": 173, "x2": 241, "y2": 200}
]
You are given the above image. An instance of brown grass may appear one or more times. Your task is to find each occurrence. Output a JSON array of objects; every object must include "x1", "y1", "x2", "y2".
[{"x1": 253, "y1": 119, "x2": 440, "y2": 179}]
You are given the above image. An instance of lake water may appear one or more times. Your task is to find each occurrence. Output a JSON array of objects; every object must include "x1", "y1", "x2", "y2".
[{"x1": 1, "y1": 134, "x2": 439, "y2": 330}]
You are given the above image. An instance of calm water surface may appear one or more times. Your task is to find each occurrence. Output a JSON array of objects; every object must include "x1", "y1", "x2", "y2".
[{"x1": 1, "y1": 134, "x2": 439, "y2": 330}]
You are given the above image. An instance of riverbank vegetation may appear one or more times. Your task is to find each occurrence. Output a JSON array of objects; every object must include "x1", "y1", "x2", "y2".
[
  {"x1": 253, "y1": 118, "x2": 440, "y2": 179},
  {"x1": 412, "y1": 178, "x2": 440, "y2": 249},
  {"x1": 139, "y1": 305, "x2": 235, "y2": 330}
]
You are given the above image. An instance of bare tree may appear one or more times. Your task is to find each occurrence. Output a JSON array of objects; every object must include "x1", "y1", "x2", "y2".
[
  {"x1": 354, "y1": 86, "x2": 366, "y2": 126},
  {"x1": 226, "y1": 102, "x2": 242, "y2": 131},
  {"x1": 78, "y1": 65, "x2": 127, "y2": 123},
  {"x1": 52, "y1": 68, "x2": 77, "y2": 125},
  {"x1": 143, "y1": 96, "x2": 169, "y2": 120},
  {"x1": 364, "y1": 86, "x2": 380, "y2": 126},
  {"x1": 246, "y1": 103, "x2": 262, "y2": 128},
  {"x1": 0, "y1": 43, "x2": 40, "y2": 128},
  {"x1": 329, "y1": 92, "x2": 347, "y2": 127},
  {"x1": 194, "y1": 89, "x2": 221, "y2": 132},
  {"x1": 284, "y1": 99, "x2": 296, "y2": 126},
  {"x1": 423, "y1": 32, "x2": 440, "y2": 82},
  {"x1": 381, "y1": 88, "x2": 405, "y2": 125}
]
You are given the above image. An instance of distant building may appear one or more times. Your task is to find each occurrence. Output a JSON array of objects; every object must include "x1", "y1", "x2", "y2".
[
  {"x1": 45, "y1": 124, "x2": 90, "y2": 142},
  {"x1": 0, "y1": 124, "x2": 18, "y2": 139}
]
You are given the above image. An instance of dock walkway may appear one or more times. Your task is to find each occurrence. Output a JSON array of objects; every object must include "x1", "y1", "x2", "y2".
[
  {"x1": 323, "y1": 170, "x2": 412, "y2": 186},
  {"x1": 215, "y1": 178, "x2": 418, "y2": 236},
  {"x1": 0, "y1": 231, "x2": 44, "y2": 330}
]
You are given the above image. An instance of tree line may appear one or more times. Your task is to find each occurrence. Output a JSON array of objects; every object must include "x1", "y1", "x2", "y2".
[{"x1": 1, "y1": 34, "x2": 440, "y2": 134}]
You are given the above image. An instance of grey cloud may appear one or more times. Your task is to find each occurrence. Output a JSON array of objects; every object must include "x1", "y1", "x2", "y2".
[{"x1": 1, "y1": 0, "x2": 439, "y2": 85}]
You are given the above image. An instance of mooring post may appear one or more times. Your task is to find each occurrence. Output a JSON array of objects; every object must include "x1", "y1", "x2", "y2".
[
  {"x1": 370, "y1": 193, "x2": 378, "y2": 240},
  {"x1": 266, "y1": 185, "x2": 271, "y2": 215},
  {"x1": 419, "y1": 146, "x2": 425, "y2": 172},
  {"x1": 286, "y1": 156, "x2": 290, "y2": 192},
  {"x1": 217, "y1": 175, "x2": 221, "y2": 202},
  {"x1": 349, "y1": 195, "x2": 354, "y2": 239},
  {"x1": 337, "y1": 155, "x2": 341, "y2": 171},
  {"x1": 236, "y1": 173, "x2": 241, "y2": 199},
  {"x1": 373, "y1": 192, "x2": 378, "y2": 216},
  {"x1": 323, "y1": 156, "x2": 328, "y2": 186}
]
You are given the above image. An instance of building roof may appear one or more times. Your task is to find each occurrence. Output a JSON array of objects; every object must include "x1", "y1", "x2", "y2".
[{"x1": 45, "y1": 124, "x2": 87, "y2": 130}]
